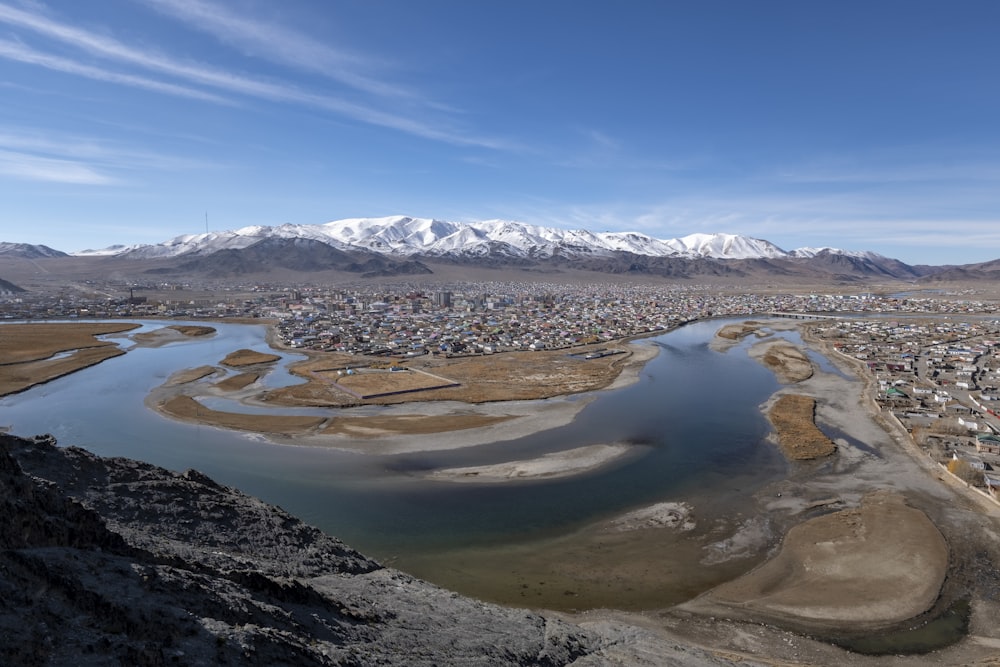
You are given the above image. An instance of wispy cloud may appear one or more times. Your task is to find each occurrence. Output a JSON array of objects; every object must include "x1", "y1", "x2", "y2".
[
  {"x1": 0, "y1": 126, "x2": 225, "y2": 187},
  {"x1": 0, "y1": 1, "x2": 510, "y2": 148},
  {"x1": 0, "y1": 148, "x2": 118, "y2": 184},
  {"x1": 138, "y1": 0, "x2": 436, "y2": 106},
  {"x1": 0, "y1": 127, "x2": 221, "y2": 171},
  {"x1": 486, "y1": 185, "x2": 1000, "y2": 262},
  {"x1": 0, "y1": 38, "x2": 228, "y2": 103}
]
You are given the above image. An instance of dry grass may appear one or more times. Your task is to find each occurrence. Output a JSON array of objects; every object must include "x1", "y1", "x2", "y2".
[
  {"x1": 323, "y1": 414, "x2": 512, "y2": 437},
  {"x1": 326, "y1": 368, "x2": 458, "y2": 398},
  {"x1": 159, "y1": 395, "x2": 325, "y2": 434},
  {"x1": 264, "y1": 345, "x2": 632, "y2": 406},
  {"x1": 0, "y1": 322, "x2": 139, "y2": 396},
  {"x1": 165, "y1": 365, "x2": 218, "y2": 386},
  {"x1": 221, "y1": 349, "x2": 281, "y2": 367},
  {"x1": 0, "y1": 322, "x2": 138, "y2": 363},
  {"x1": 215, "y1": 372, "x2": 260, "y2": 391},
  {"x1": 167, "y1": 325, "x2": 215, "y2": 336},
  {"x1": 768, "y1": 394, "x2": 836, "y2": 460}
]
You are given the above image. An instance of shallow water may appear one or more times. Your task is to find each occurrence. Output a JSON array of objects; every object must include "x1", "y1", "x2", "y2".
[
  {"x1": 830, "y1": 599, "x2": 970, "y2": 655},
  {"x1": 2, "y1": 318, "x2": 790, "y2": 593}
]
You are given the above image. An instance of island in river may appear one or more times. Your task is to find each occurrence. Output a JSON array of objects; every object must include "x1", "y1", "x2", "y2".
[{"x1": 2, "y1": 317, "x2": 1000, "y2": 665}]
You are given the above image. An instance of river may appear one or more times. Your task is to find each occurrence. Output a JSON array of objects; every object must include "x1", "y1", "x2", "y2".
[{"x1": 2, "y1": 317, "x2": 793, "y2": 608}]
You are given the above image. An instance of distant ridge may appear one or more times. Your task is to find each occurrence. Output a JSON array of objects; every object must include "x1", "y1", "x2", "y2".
[
  {"x1": 72, "y1": 216, "x2": 883, "y2": 263},
  {"x1": 0, "y1": 242, "x2": 67, "y2": 259},
  {"x1": 0, "y1": 277, "x2": 24, "y2": 293},
  {"x1": 145, "y1": 237, "x2": 433, "y2": 279},
  {"x1": 5, "y1": 216, "x2": 995, "y2": 282}
]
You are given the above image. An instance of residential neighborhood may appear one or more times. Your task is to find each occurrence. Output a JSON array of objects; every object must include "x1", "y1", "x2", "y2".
[{"x1": 813, "y1": 317, "x2": 1000, "y2": 497}]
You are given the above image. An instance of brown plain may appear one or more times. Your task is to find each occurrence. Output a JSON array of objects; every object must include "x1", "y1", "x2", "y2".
[
  {"x1": 0, "y1": 322, "x2": 140, "y2": 396},
  {"x1": 325, "y1": 368, "x2": 457, "y2": 398},
  {"x1": 266, "y1": 345, "x2": 633, "y2": 407}
]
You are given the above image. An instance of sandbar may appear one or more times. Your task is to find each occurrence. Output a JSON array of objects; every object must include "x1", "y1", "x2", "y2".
[
  {"x1": 164, "y1": 365, "x2": 218, "y2": 386},
  {"x1": 159, "y1": 395, "x2": 326, "y2": 434},
  {"x1": 146, "y1": 339, "x2": 660, "y2": 456},
  {"x1": 685, "y1": 491, "x2": 948, "y2": 631},
  {"x1": 767, "y1": 393, "x2": 836, "y2": 460},
  {"x1": 221, "y1": 348, "x2": 281, "y2": 367},
  {"x1": 426, "y1": 443, "x2": 635, "y2": 482},
  {"x1": 603, "y1": 501, "x2": 695, "y2": 532},
  {"x1": 132, "y1": 324, "x2": 216, "y2": 347},
  {"x1": 749, "y1": 338, "x2": 814, "y2": 383}
]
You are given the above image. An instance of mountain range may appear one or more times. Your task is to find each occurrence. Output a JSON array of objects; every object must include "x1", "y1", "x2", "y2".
[
  {"x1": 1, "y1": 216, "x2": 995, "y2": 283},
  {"x1": 75, "y1": 216, "x2": 880, "y2": 263}
]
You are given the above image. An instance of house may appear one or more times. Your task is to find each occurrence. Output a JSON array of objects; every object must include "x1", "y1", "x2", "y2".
[
  {"x1": 977, "y1": 434, "x2": 1000, "y2": 455},
  {"x1": 985, "y1": 474, "x2": 1000, "y2": 498},
  {"x1": 958, "y1": 416, "x2": 980, "y2": 431},
  {"x1": 953, "y1": 451, "x2": 988, "y2": 471}
]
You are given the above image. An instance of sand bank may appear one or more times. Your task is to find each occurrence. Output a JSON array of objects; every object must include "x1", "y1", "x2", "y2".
[
  {"x1": 164, "y1": 365, "x2": 218, "y2": 386},
  {"x1": 603, "y1": 501, "x2": 695, "y2": 532},
  {"x1": 749, "y1": 338, "x2": 814, "y2": 383},
  {"x1": 221, "y1": 348, "x2": 281, "y2": 367},
  {"x1": 426, "y1": 443, "x2": 635, "y2": 483},
  {"x1": 686, "y1": 491, "x2": 948, "y2": 631},
  {"x1": 132, "y1": 325, "x2": 215, "y2": 347},
  {"x1": 159, "y1": 395, "x2": 326, "y2": 434}
]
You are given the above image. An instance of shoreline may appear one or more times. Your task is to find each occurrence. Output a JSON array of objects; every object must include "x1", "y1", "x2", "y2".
[
  {"x1": 145, "y1": 335, "x2": 661, "y2": 456},
  {"x1": 8, "y1": 316, "x2": 1000, "y2": 658}
]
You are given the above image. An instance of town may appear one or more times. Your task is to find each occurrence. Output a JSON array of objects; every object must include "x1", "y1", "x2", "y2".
[
  {"x1": 5, "y1": 277, "x2": 1000, "y2": 498},
  {"x1": 3, "y1": 278, "x2": 999, "y2": 357},
  {"x1": 814, "y1": 317, "x2": 1000, "y2": 499}
]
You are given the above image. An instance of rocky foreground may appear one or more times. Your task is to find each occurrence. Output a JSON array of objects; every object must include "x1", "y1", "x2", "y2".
[{"x1": 0, "y1": 433, "x2": 740, "y2": 667}]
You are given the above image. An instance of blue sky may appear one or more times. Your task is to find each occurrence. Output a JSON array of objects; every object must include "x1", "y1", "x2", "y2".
[{"x1": 1, "y1": 0, "x2": 998, "y2": 264}]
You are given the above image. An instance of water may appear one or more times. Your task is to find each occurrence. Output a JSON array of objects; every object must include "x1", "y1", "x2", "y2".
[
  {"x1": 2, "y1": 318, "x2": 974, "y2": 646},
  {"x1": 1, "y1": 318, "x2": 787, "y2": 557},
  {"x1": 830, "y1": 599, "x2": 970, "y2": 655}
]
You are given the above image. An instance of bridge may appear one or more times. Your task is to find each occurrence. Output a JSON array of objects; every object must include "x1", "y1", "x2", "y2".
[{"x1": 764, "y1": 311, "x2": 844, "y2": 321}]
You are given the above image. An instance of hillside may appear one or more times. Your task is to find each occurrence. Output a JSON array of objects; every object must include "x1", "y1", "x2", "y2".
[{"x1": 1, "y1": 432, "x2": 742, "y2": 666}]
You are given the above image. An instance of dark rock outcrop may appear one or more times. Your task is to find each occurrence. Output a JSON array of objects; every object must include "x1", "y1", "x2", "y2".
[{"x1": 0, "y1": 433, "x2": 599, "y2": 666}]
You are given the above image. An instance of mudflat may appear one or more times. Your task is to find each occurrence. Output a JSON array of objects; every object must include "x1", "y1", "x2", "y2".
[{"x1": 686, "y1": 491, "x2": 949, "y2": 631}]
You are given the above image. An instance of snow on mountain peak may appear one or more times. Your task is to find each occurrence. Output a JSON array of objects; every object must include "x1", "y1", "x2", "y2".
[
  {"x1": 791, "y1": 246, "x2": 885, "y2": 260},
  {"x1": 68, "y1": 216, "x2": 876, "y2": 264},
  {"x1": 668, "y1": 233, "x2": 787, "y2": 259}
]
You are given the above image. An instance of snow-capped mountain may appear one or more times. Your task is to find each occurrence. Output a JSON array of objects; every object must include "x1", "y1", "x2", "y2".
[
  {"x1": 664, "y1": 233, "x2": 787, "y2": 259},
  {"x1": 74, "y1": 215, "x2": 873, "y2": 264},
  {"x1": 790, "y1": 247, "x2": 885, "y2": 260}
]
